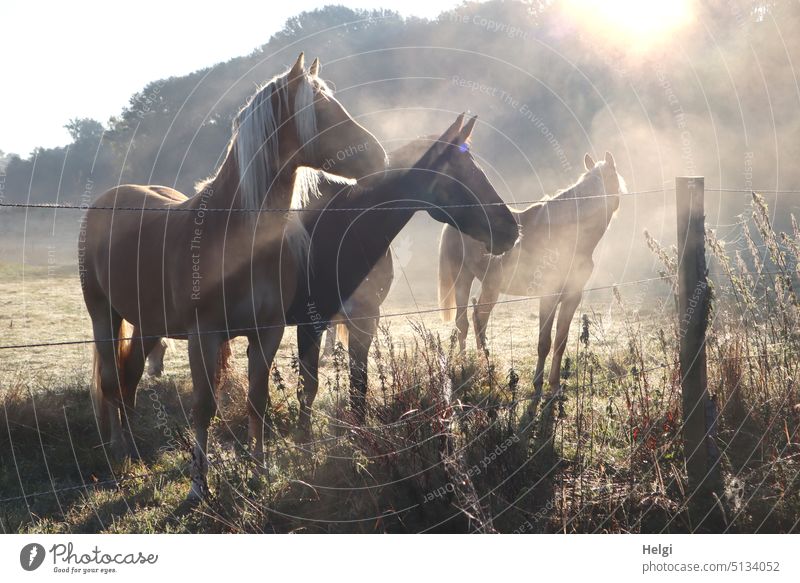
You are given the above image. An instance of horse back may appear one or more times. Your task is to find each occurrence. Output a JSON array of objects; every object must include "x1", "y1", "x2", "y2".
[
  {"x1": 91, "y1": 184, "x2": 187, "y2": 208},
  {"x1": 148, "y1": 185, "x2": 189, "y2": 203},
  {"x1": 81, "y1": 185, "x2": 196, "y2": 330}
]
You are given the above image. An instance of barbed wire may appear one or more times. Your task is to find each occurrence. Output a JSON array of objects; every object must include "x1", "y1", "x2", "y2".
[
  {"x1": 0, "y1": 359, "x2": 700, "y2": 506},
  {"x1": 0, "y1": 187, "x2": 670, "y2": 214},
  {"x1": 0, "y1": 182, "x2": 796, "y2": 508},
  {"x1": 0, "y1": 275, "x2": 675, "y2": 352},
  {"x1": 1, "y1": 265, "x2": 794, "y2": 353},
  {"x1": 0, "y1": 185, "x2": 797, "y2": 216},
  {"x1": 3, "y1": 337, "x2": 793, "y2": 507},
  {"x1": 707, "y1": 188, "x2": 800, "y2": 194}
]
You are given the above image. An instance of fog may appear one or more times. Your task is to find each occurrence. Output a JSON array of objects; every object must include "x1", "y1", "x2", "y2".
[{"x1": 2, "y1": 0, "x2": 798, "y2": 305}]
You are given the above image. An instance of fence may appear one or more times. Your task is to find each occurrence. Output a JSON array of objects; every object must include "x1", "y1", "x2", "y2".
[{"x1": 0, "y1": 181, "x2": 798, "y2": 521}]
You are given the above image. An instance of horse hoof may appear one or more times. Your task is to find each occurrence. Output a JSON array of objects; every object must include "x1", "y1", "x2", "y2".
[{"x1": 106, "y1": 440, "x2": 129, "y2": 462}]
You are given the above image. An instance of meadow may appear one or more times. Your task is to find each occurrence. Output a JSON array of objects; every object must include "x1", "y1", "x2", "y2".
[{"x1": 0, "y1": 193, "x2": 798, "y2": 533}]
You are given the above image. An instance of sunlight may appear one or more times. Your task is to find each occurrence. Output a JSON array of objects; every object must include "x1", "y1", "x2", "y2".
[{"x1": 562, "y1": 0, "x2": 694, "y2": 53}]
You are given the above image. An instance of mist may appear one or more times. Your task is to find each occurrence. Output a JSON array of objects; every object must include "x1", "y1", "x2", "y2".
[{"x1": 2, "y1": 0, "x2": 798, "y2": 304}]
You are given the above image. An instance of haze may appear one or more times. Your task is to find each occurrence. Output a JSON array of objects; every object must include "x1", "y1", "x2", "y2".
[{"x1": 0, "y1": 0, "x2": 469, "y2": 156}]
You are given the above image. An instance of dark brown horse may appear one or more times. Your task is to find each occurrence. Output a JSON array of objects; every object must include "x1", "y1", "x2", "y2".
[
  {"x1": 438, "y1": 152, "x2": 626, "y2": 415},
  {"x1": 287, "y1": 114, "x2": 519, "y2": 433},
  {"x1": 316, "y1": 131, "x2": 489, "y2": 424},
  {"x1": 81, "y1": 54, "x2": 386, "y2": 499}
]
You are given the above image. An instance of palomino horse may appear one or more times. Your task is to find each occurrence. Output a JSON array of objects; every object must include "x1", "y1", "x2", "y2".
[
  {"x1": 287, "y1": 114, "x2": 519, "y2": 434},
  {"x1": 438, "y1": 152, "x2": 626, "y2": 416},
  {"x1": 80, "y1": 53, "x2": 386, "y2": 499}
]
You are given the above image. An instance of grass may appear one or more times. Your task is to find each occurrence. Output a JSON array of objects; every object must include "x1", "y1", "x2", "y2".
[{"x1": 1, "y1": 193, "x2": 799, "y2": 533}]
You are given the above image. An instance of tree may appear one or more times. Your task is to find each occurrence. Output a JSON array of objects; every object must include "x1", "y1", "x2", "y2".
[{"x1": 64, "y1": 118, "x2": 104, "y2": 144}]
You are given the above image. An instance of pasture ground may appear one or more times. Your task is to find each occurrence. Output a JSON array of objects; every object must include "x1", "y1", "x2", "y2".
[{"x1": 1, "y1": 234, "x2": 799, "y2": 533}]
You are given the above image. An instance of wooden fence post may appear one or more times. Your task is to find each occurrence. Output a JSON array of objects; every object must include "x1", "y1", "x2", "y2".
[{"x1": 676, "y1": 176, "x2": 721, "y2": 509}]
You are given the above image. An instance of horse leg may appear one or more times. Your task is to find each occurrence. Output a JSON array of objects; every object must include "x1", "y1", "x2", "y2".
[
  {"x1": 187, "y1": 331, "x2": 223, "y2": 501},
  {"x1": 548, "y1": 292, "x2": 581, "y2": 398},
  {"x1": 348, "y1": 309, "x2": 380, "y2": 425},
  {"x1": 535, "y1": 292, "x2": 581, "y2": 464},
  {"x1": 146, "y1": 339, "x2": 168, "y2": 377},
  {"x1": 530, "y1": 295, "x2": 559, "y2": 419},
  {"x1": 472, "y1": 281, "x2": 500, "y2": 354},
  {"x1": 246, "y1": 328, "x2": 284, "y2": 461},
  {"x1": 320, "y1": 322, "x2": 337, "y2": 363},
  {"x1": 297, "y1": 325, "x2": 323, "y2": 442},
  {"x1": 453, "y1": 275, "x2": 472, "y2": 353}
]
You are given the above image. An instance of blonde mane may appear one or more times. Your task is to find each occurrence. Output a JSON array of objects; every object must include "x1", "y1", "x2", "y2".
[
  {"x1": 536, "y1": 161, "x2": 627, "y2": 225},
  {"x1": 284, "y1": 167, "x2": 358, "y2": 274},
  {"x1": 290, "y1": 167, "x2": 357, "y2": 210},
  {"x1": 544, "y1": 161, "x2": 624, "y2": 200},
  {"x1": 197, "y1": 68, "x2": 326, "y2": 210}
]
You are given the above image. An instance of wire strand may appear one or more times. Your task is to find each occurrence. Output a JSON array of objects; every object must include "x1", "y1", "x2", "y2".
[
  {"x1": 0, "y1": 276, "x2": 675, "y2": 351},
  {"x1": 3, "y1": 185, "x2": 798, "y2": 214},
  {"x1": 0, "y1": 188, "x2": 670, "y2": 214}
]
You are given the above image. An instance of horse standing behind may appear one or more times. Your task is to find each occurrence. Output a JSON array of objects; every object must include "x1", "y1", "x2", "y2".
[{"x1": 438, "y1": 152, "x2": 626, "y2": 426}]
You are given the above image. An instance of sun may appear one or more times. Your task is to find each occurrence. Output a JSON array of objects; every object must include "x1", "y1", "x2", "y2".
[{"x1": 562, "y1": 0, "x2": 694, "y2": 53}]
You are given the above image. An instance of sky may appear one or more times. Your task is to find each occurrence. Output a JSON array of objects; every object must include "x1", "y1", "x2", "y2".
[{"x1": 0, "y1": 0, "x2": 471, "y2": 157}]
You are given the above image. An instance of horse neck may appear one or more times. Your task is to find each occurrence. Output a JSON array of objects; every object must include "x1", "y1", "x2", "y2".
[
  {"x1": 308, "y1": 174, "x2": 419, "y2": 307},
  {"x1": 196, "y1": 147, "x2": 293, "y2": 211},
  {"x1": 335, "y1": 174, "x2": 418, "y2": 255},
  {"x1": 535, "y1": 171, "x2": 619, "y2": 226}
]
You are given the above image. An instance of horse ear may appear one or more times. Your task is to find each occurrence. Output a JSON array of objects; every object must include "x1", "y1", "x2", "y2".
[
  {"x1": 604, "y1": 151, "x2": 615, "y2": 168},
  {"x1": 288, "y1": 52, "x2": 305, "y2": 84},
  {"x1": 413, "y1": 114, "x2": 465, "y2": 170},
  {"x1": 443, "y1": 113, "x2": 465, "y2": 143},
  {"x1": 431, "y1": 114, "x2": 465, "y2": 157},
  {"x1": 458, "y1": 115, "x2": 477, "y2": 144},
  {"x1": 309, "y1": 57, "x2": 320, "y2": 77},
  {"x1": 584, "y1": 153, "x2": 596, "y2": 171}
]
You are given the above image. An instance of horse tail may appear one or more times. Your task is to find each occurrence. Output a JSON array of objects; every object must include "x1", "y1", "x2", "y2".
[
  {"x1": 89, "y1": 341, "x2": 112, "y2": 440},
  {"x1": 91, "y1": 318, "x2": 133, "y2": 414},
  {"x1": 334, "y1": 322, "x2": 350, "y2": 351},
  {"x1": 438, "y1": 225, "x2": 462, "y2": 323},
  {"x1": 117, "y1": 320, "x2": 134, "y2": 391},
  {"x1": 91, "y1": 342, "x2": 103, "y2": 412}
]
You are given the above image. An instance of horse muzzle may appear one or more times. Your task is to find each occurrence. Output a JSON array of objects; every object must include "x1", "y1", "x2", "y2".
[{"x1": 485, "y1": 223, "x2": 519, "y2": 255}]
